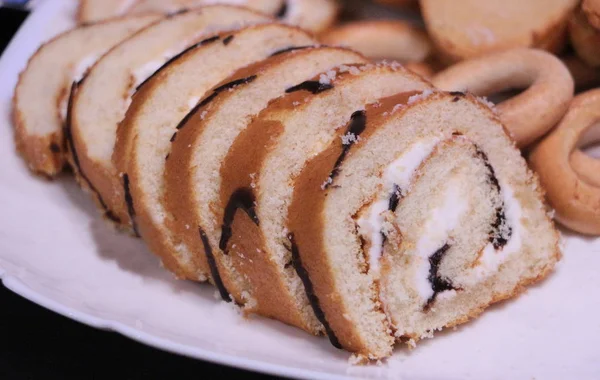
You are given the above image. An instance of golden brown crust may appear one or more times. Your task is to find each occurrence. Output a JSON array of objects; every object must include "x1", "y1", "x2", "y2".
[
  {"x1": 529, "y1": 89, "x2": 600, "y2": 235},
  {"x1": 12, "y1": 106, "x2": 63, "y2": 178},
  {"x1": 12, "y1": 30, "x2": 72, "y2": 177}
]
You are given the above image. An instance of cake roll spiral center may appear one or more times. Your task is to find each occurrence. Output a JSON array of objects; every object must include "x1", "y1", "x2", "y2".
[{"x1": 357, "y1": 135, "x2": 524, "y2": 309}]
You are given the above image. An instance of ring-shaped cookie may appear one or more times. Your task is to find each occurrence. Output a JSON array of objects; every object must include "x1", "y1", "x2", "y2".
[
  {"x1": 320, "y1": 20, "x2": 432, "y2": 63},
  {"x1": 570, "y1": 121, "x2": 600, "y2": 187},
  {"x1": 529, "y1": 89, "x2": 600, "y2": 235},
  {"x1": 432, "y1": 48, "x2": 574, "y2": 148},
  {"x1": 583, "y1": 0, "x2": 600, "y2": 30}
]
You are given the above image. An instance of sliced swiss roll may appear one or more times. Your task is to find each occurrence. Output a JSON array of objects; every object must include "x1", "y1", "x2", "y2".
[
  {"x1": 68, "y1": 6, "x2": 270, "y2": 229},
  {"x1": 78, "y1": 0, "x2": 337, "y2": 33},
  {"x1": 164, "y1": 47, "x2": 368, "y2": 331},
  {"x1": 216, "y1": 63, "x2": 430, "y2": 350},
  {"x1": 127, "y1": 0, "x2": 284, "y2": 19},
  {"x1": 78, "y1": 0, "x2": 283, "y2": 23},
  {"x1": 12, "y1": 14, "x2": 159, "y2": 177},
  {"x1": 77, "y1": 0, "x2": 134, "y2": 24},
  {"x1": 287, "y1": 91, "x2": 560, "y2": 360},
  {"x1": 114, "y1": 24, "x2": 316, "y2": 282}
]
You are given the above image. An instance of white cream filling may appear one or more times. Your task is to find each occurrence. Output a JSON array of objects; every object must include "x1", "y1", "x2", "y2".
[
  {"x1": 357, "y1": 138, "x2": 442, "y2": 277},
  {"x1": 413, "y1": 182, "x2": 468, "y2": 301},
  {"x1": 357, "y1": 136, "x2": 524, "y2": 302},
  {"x1": 457, "y1": 183, "x2": 523, "y2": 286}
]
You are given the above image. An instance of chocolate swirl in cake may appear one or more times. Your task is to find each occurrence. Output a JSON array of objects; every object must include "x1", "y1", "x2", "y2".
[
  {"x1": 288, "y1": 233, "x2": 342, "y2": 349},
  {"x1": 220, "y1": 187, "x2": 259, "y2": 252},
  {"x1": 322, "y1": 110, "x2": 367, "y2": 190},
  {"x1": 285, "y1": 80, "x2": 334, "y2": 94},
  {"x1": 424, "y1": 243, "x2": 455, "y2": 311},
  {"x1": 64, "y1": 81, "x2": 121, "y2": 224},
  {"x1": 135, "y1": 35, "x2": 221, "y2": 93},
  {"x1": 200, "y1": 227, "x2": 232, "y2": 302}
]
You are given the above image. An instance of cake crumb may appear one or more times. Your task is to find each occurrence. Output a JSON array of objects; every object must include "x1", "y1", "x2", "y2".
[
  {"x1": 391, "y1": 103, "x2": 405, "y2": 114},
  {"x1": 321, "y1": 176, "x2": 333, "y2": 190},
  {"x1": 185, "y1": 224, "x2": 190, "y2": 230},
  {"x1": 349, "y1": 66, "x2": 361, "y2": 75},
  {"x1": 341, "y1": 132, "x2": 360, "y2": 145},
  {"x1": 200, "y1": 110, "x2": 208, "y2": 120},
  {"x1": 292, "y1": 101, "x2": 301, "y2": 106},
  {"x1": 390, "y1": 61, "x2": 402, "y2": 70},
  {"x1": 407, "y1": 89, "x2": 434, "y2": 105},
  {"x1": 348, "y1": 354, "x2": 368, "y2": 365},
  {"x1": 337, "y1": 64, "x2": 350, "y2": 73},
  {"x1": 477, "y1": 96, "x2": 497, "y2": 112},
  {"x1": 319, "y1": 70, "x2": 337, "y2": 85}
]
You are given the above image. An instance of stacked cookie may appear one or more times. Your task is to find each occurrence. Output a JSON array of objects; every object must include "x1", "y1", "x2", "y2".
[{"x1": 13, "y1": 5, "x2": 560, "y2": 361}]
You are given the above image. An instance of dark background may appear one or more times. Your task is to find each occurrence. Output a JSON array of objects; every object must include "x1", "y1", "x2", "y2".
[{"x1": 0, "y1": 6, "x2": 279, "y2": 380}]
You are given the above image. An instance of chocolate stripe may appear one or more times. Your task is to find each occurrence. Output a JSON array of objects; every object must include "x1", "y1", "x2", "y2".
[
  {"x1": 122, "y1": 173, "x2": 140, "y2": 237},
  {"x1": 174, "y1": 76, "x2": 257, "y2": 131},
  {"x1": 219, "y1": 187, "x2": 259, "y2": 252},
  {"x1": 288, "y1": 233, "x2": 342, "y2": 349},
  {"x1": 134, "y1": 35, "x2": 221, "y2": 93},
  {"x1": 64, "y1": 81, "x2": 121, "y2": 224},
  {"x1": 269, "y1": 45, "x2": 313, "y2": 57},
  {"x1": 424, "y1": 243, "x2": 454, "y2": 311},
  {"x1": 322, "y1": 110, "x2": 367, "y2": 189},
  {"x1": 285, "y1": 80, "x2": 333, "y2": 94},
  {"x1": 200, "y1": 228, "x2": 232, "y2": 302},
  {"x1": 475, "y1": 148, "x2": 512, "y2": 249},
  {"x1": 388, "y1": 184, "x2": 402, "y2": 212},
  {"x1": 212, "y1": 75, "x2": 257, "y2": 93}
]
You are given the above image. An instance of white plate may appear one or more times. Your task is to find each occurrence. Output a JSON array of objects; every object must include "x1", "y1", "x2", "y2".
[{"x1": 2, "y1": 1, "x2": 600, "y2": 379}]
